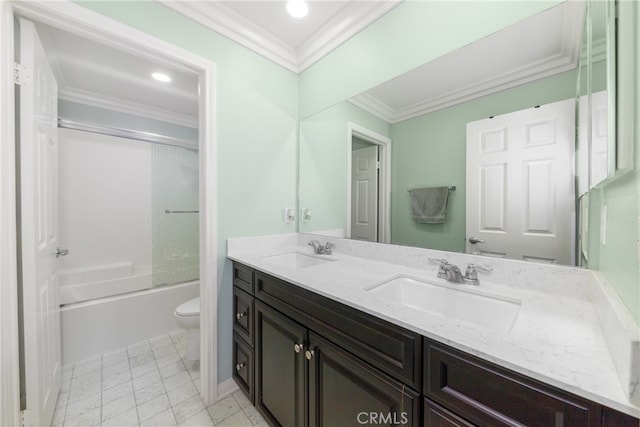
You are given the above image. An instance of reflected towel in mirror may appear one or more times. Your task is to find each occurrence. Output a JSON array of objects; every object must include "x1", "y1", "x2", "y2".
[{"x1": 410, "y1": 186, "x2": 450, "y2": 224}]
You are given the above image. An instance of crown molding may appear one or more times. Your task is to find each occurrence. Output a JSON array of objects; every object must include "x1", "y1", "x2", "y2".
[
  {"x1": 350, "y1": 1, "x2": 584, "y2": 124},
  {"x1": 59, "y1": 87, "x2": 198, "y2": 128},
  {"x1": 296, "y1": 0, "x2": 402, "y2": 71},
  {"x1": 349, "y1": 92, "x2": 394, "y2": 123},
  {"x1": 158, "y1": 0, "x2": 299, "y2": 72},
  {"x1": 351, "y1": 51, "x2": 578, "y2": 124},
  {"x1": 159, "y1": 0, "x2": 401, "y2": 73}
]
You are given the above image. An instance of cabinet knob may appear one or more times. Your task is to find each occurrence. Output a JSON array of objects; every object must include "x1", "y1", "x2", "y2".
[
  {"x1": 305, "y1": 350, "x2": 315, "y2": 360},
  {"x1": 235, "y1": 362, "x2": 245, "y2": 371},
  {"x1": 294, "y1": 343, "x2": 304, "y2": 353},
  {"x1": 235, "y1": 311, "x2": 245, "y2": 320}
]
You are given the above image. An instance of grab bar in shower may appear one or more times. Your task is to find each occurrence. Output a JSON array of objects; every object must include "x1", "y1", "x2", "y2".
[{"x1": 164, "y1": 210, "x2": 200, "y2": 214}]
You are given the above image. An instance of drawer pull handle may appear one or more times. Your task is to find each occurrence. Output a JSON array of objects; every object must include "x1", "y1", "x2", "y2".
[
  {"x1": 235, "y1": 311, "x2": 246, "y2": 320},
  {"x1": 294, "y1": 343, "x2": 304, "y2": 353},
  {"x1": 235, "y1": 362, "x2": 246, "y2": 371},
  {"x1": 305, "y1": 350, "x2": 315, "y2": 360}
]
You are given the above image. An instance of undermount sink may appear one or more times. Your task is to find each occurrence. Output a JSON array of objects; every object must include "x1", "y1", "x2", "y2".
[
  {"x1": 262, "y1": 252, "x2": 336, "y2": 269},
  {"x1": 366, "y1": 276, "x2": 521, "y2": 333}
]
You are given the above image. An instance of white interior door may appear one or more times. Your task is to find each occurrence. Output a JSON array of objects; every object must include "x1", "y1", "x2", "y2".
[
  {"x1": 351, "y1": 146, "x2": 378, "y2": 241},
  {"x1": 466, "y1": 99, "x2": 574, "y2": 264},
  {"x1": 18, "y1": 17, "x2": 62, "y2": 427}
]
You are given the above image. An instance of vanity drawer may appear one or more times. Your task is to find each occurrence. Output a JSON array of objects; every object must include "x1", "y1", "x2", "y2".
[
  {"x1": 233, "y1": 286, "x2": 254, "y2": 346},
  {"x1": 233, "y1": 262, "x2": 254, "y2": 295},
  {"x1": 233, "y1": 332, "x2": 254, "y2": 404},
  {"x1": 424, "y1": 340, "x2": 601, "y2": 427},
  {"x1": 424, "y1": 398, "x2": 477, "y2": 427},
  {"x1": 255, "y1": 271, "x2": 422, "y2": 389}
]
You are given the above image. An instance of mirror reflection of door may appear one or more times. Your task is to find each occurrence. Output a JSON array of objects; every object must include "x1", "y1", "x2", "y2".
[
  {"x1": 465, "y1": 98, "x2": 575, "y2": 264},
  {"x1": 351, "y1": 138, "x2": 379, "y2": 241}
]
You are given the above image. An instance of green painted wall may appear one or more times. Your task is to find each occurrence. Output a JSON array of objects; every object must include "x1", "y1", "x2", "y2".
[
  {"x1": 76, "y1": 1, "x2": 299, "y2": 381},
  {"x1": 299, "y1": 0, "x2": 562, "y2": 118},
  {"x1": 299, "y1": 102, "x2": 390, "y2": 233},
  {"x1": 588, "y1": 0, "x2": 640, "y2": 324},
  {"x1": 390, "y1": 69, "x2": 579, "y2": 251}
]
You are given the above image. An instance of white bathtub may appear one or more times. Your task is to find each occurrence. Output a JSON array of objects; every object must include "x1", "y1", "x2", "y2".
[{"x1": 60, "y1": 281, "x2": 199, "y2": 365}]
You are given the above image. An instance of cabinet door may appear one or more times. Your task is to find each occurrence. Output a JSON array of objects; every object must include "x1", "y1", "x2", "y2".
[
  {"x1": 308, "y1": 332, "x2": 419, "y2": 427},
  {"x1": 255, "y1": 301, "x2": 307, "y2": 427}
]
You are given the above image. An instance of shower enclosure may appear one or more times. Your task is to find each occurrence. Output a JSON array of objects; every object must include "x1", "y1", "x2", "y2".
[
  {"x1": 57, "y1": 121, "x2": 201, "y2": 364},
  {"x1": 57, "y1": 121, "x2": 199, "y2": 304}
]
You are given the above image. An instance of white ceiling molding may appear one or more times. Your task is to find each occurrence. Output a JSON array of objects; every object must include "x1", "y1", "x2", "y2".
[
  {"x1": 348, "y1": 92, "x2": 394, "y2": 123},
  {"x1": 350, "y1": 52, "x2": 579, "y2": 124},
  {"x1": 158, "y1": 0, "x2": 299, "y2": 72},
  {"x1": 296, "y1": 0, "x2": 402, "y2": 71},
  {"x1": 59, "y1": 87, "x2": 199, "y2": 128},
  {"x1": 159, "y1": 0, "x2": 401, "y2": 73},
  {"x1": 350, "y1": 2, "x2": 585, "y2": 124}
]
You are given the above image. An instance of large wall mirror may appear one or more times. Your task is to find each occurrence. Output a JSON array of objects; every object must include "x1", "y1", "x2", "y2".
[{"x1": 298, "y1": 0, "x2": 627, "y2": 267}]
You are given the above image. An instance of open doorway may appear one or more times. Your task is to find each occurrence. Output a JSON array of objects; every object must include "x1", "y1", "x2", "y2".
[
  {"x1": 346, "y1": 122, "x2": 391, "y2": 243},
  {"x1": 2, "y1": 2, "x2": 217, "y2": 425}
]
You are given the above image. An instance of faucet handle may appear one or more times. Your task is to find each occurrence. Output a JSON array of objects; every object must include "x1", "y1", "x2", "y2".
[
  {"x1": 324, "y1": 242, "x2": 335, "y2": 255},
  {"x1": 429, "y1": 258, "x2": 449, "y2": 279},
  {"x1": 466, "y1": 263, "x2": 493, "y2": 272},
  {"x1": 464, "y1": 263, "x2": 493, "y2": 284}
]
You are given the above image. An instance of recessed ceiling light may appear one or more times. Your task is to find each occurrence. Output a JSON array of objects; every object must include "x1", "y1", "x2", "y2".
[
  {"x1": 151, "y1": 72, "x2": 171, "y2": 83},
  {"x1": 286, "y1": 0, "x2": 308, "y2": 19}
]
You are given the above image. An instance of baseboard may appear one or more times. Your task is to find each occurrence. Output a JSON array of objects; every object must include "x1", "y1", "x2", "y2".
[{"x1": 217, "y1": 377, "x2": 239, "y2": 401}]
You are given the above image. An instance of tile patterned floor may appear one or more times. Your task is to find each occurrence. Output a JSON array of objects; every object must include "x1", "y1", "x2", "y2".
[{"x1": 52, "y1": 330, "x2": 267, "y2": 427}]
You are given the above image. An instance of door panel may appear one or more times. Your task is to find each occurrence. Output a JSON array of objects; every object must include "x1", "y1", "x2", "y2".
[
  {"x1": 308, "y1": 332, "x2": 419, "y2": 427},
  {"x1": 351, "y1": 146, "x2": 378, "y2": 241},
  {"x1": 255, "y1": 301, "x2": 306, "y2": 427},
  {"x1": 466, "y1": 99, "x2": 574, "y2": 264},
  {"x1": 19, "y1": 18, "x2": 61, "y2": 427}
]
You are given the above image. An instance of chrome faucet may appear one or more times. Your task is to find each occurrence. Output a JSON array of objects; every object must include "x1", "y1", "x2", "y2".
[
  {"x1": 442, "y1": 264, "x2": 465, "y2": 283},
  {"x1": 430, "y1": 258, "x2": 492, "y2": 285},
  {"x1": 308, "y1": 240, "x2": 334, "y2": 255}
]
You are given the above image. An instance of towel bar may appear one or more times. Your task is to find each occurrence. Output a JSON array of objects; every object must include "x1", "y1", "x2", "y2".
[
  {"x1": 407, "y1": 186, "x2": 456, "y2": 192},
  {"x1": 164, "y1": 210, "x2": 200, "y2": 214}
]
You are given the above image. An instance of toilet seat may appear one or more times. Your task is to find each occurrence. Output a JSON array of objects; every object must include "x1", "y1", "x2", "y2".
[{"x1": 175, "y1": 297, "x2": 199, "y2": 317}]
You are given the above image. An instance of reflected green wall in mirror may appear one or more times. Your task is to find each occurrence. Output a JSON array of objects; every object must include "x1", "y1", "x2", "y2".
[
  {"x1": 299, "y1": 0, "x2": 562, "y2": 118},
  {"x1": 298, "y1": 1, "x2": 639, "y2": 324}
]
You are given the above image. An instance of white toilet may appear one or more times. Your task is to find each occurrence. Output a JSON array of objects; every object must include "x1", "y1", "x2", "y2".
[{"x1": 174, "y1": 297, "x2": 200, "y2": 360}]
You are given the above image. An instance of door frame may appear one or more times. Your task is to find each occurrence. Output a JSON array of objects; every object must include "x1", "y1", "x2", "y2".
[
  {"x1": 346, "y1": 122, "x2": 391, "y2": 243},
  {"x1": 0, "y1": 2, "x2": 218, "y2": 423}
]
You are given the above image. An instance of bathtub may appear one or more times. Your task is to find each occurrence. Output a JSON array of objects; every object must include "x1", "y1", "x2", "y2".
[{"x1": 60, "y1": 280, "x2": 199, "y2": 365}]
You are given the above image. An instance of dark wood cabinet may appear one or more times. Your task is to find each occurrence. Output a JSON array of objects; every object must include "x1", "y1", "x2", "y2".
[
  {"x1": 232, "y1": 332, "x2": 254, "y2": 403},
  {"x1": 231, "y1": 261, "x2": 640, "y2": 427},
  {"x1": 424, "y1": 399, "x2": 476, "y2": 427},
  {"x1": 424, "y1": 340, "x2": 601, "y2": 427},
  {"x1": 255, "y1": 270, "x2": 422, "y2": 389},
  {"x1": 232, "y1": 262, "x2": 256, "y2": 405},
  {"x1": 255, "y1": 301, "x2": 307, "y2": 427},
  {"x1": 233, "y1": 286, "x2": 254, "y2": 345},
  {"x1": 308, "y1": 332, "x2": 420, "y2": 427}
]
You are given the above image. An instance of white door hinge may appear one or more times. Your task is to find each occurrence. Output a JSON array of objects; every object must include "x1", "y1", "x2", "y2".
[
  {"x1": 21, "y1": 409, "x2": 34, "y2": 427},
  {"x1": 376, "y1": 161, "x2": 381, "y2": 169},
  {"x1": 14, "y1": 63, "x2": 30, "y2": 86}
]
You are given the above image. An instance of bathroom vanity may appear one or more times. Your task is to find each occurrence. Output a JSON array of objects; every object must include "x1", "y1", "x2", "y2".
[{"x1": 228, "y1": 234, "x2": 640, "y2": 426}]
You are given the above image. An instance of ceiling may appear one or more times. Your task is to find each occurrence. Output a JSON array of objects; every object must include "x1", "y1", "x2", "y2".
[
  {"x1": 350, "y1": 1, "x2": 585, "y2": 123},
  {"x1": 36, "y1": 21, "x2": 200, "y2": 128},
  {"x1": 34, "y1": 1, "x2": 585, "y2": 129},
  {"x1": 159, "y1": 0, "x2": 401, "y2": 73}
]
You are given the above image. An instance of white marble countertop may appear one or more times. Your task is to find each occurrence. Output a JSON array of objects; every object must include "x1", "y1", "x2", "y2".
[{"x1": 227, "y1": 234, "x2": 640, "y2": 418}]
